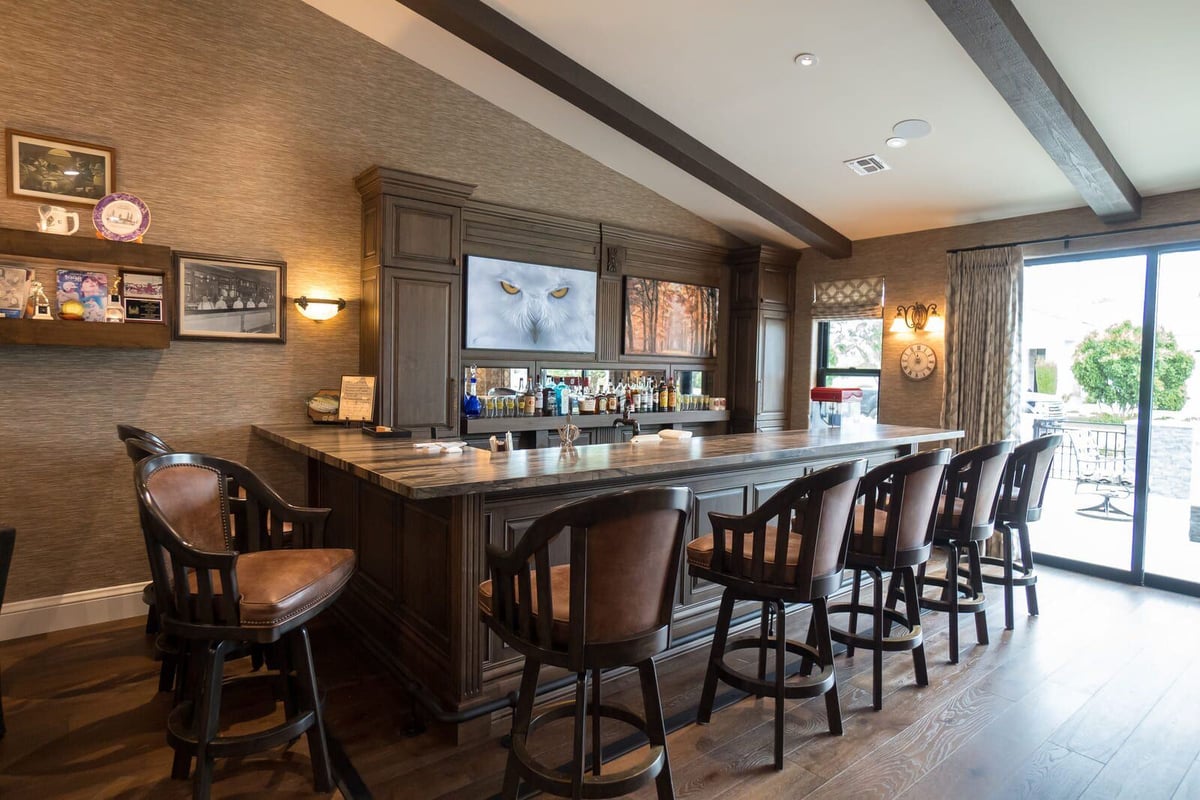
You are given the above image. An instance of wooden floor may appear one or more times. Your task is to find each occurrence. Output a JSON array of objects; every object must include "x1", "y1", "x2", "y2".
[{"x1": 2, "y1": 566, "x2": 1200, "y2": 799}]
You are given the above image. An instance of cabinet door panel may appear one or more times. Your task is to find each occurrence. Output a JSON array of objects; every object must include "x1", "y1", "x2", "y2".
[
  {"x1": 758, "y1": 311, "x2": 789, "y2": 417},
  {"x1": 381, "y1": 270, "x2": 459, "y2": 433},
  {"x1": 383, "y1": 197, "x2": 460, "y2": 270}
]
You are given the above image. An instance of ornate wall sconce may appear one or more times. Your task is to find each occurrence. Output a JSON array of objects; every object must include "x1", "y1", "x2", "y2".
[
  {"x1": 294, "y1": 296, "x2": 346, "y2": 321},
  {"x1": 889, "y1": 302, "x2": 944, "y2": 333}
]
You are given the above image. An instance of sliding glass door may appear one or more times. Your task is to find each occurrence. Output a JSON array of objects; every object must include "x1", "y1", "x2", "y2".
[
  {"x1": 1143, "y1": 247, "x2": 1200, "y2": 588},
  {"x1": 1024, "y1": 243, "x2": 1200, "y2": 594},
  {"x1": 1022, "y1": 254, "x2": 1147, "y2": 573}
]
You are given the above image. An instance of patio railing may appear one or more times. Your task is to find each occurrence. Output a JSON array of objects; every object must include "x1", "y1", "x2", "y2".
[{"x1": 1033, "y1": 419, "x2": 1129, "y2": 481}]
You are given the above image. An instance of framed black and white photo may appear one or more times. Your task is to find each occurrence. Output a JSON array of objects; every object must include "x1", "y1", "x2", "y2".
[
  {"x1": 6, "y1": 129, "x2": 115, "y2": 206},
  {"x1": 173, "y1": 252, "x2": 286, "y2": 343}
]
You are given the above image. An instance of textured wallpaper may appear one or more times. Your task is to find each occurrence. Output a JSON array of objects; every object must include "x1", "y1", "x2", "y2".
[{"x1": 0, "y1": 0, "x2": 737, "y2": 601}]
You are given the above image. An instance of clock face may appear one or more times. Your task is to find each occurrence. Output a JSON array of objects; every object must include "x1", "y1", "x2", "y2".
[{"x1": 900, "y1": 343, "x2": 937, "y2": 380}]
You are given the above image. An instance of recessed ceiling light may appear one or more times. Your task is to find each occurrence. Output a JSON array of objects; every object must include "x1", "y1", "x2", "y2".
[
  {"x1": 793, "y1": 52, "x2": 819, "y2": 67},
  {"x1": 892, "y1": 119, "x2": 932, "y2": 139},
  {"x1": 886, "y1": 137, "x2": 908, "y2": 149}
]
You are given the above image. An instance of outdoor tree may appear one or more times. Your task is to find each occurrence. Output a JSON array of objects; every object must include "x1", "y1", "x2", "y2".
[{"x1": 1071, "y1": 320, "x2": 1195, "y2": 415}]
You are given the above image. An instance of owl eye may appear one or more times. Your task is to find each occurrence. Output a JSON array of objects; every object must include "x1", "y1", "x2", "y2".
[
  {"x1": 499, "y1": 280, "x2": 521, "y2": 295},
  {"x1": 549, "y1": 287, "x2": 569, "y2": 299}
]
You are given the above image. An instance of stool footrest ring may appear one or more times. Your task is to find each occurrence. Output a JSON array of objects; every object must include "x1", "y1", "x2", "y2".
[
  {"x1": 827, "y1": 602, "x2": 923, "y2": 651},
  {"x1": 715, "y1": 637, "x2": 835, "y2": 697}
]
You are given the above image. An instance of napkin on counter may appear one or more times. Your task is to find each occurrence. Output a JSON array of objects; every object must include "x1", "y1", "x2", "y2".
[
  {"x1": 658, "y1": 429, "x2": 694, "y2": 440},
  {"x1": 631, "y1": 434, "x2": 661, "y2": 444}
]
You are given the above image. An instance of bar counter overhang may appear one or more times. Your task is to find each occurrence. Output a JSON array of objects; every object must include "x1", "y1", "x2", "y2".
[{"x1": 253, "y1": 423, "x2": 962, "y2": 736}]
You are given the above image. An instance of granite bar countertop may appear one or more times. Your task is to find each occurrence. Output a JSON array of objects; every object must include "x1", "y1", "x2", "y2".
[{"x1": 253, "y1": 422, "x2": 962, "y2": 500}]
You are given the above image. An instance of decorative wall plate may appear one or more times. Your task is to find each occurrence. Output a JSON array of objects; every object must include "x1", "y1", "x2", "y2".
[{"x1": 93, "y1": 192, "x2": 151, "y2": 241}]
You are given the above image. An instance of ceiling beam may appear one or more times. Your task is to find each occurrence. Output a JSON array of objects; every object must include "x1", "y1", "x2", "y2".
[
  {"x1": 926, "y1": 0, "x2": 1141, "y2": 222},
  {"x1": 395, "y1": 0, "x2": 853, "y2": 258}
]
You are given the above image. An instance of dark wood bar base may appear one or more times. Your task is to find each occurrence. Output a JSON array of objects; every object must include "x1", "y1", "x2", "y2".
[{"x1": 255, "y1": 424, "x2": 960, "y2": 736}]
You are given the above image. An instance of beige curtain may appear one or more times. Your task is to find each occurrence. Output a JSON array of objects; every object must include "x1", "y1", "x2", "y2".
[{"x1": 942, "y1": 247, "x2": 1023, "y2": 449}]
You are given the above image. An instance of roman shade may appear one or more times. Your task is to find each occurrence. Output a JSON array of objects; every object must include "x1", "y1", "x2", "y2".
[{"x1": 812, "y1": 276, "x2": 885, "y2": 320}]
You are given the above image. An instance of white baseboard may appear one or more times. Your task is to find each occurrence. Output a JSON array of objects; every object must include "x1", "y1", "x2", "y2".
[{"x1": 0, "y1": 582, "x2": 148, "y2": 642}]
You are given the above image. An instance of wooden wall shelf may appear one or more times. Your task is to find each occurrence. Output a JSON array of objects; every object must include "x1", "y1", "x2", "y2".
[
  {"x1": 0, "y1": 318, "x2": 170, "y2": 349},
  {"x1": 0, "y1": 226, "x2": 174, "y2": 350}
]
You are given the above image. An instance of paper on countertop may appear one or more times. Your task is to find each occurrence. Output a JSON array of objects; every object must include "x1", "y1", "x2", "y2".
[
  {"x1": 413, "y1": 441, "x2": 468, "y2": 453},
  {"x1": 658, "y1": 429, "x2": 693, "y2": 440},
  {"x1": 630, "y1": 434, "x2": 661, "y2": 444}
]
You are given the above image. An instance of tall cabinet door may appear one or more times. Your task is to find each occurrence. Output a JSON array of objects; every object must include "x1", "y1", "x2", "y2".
[
  {"x1": 756, "y1": 309, "x2": 790, "y2": 431},
  {"x1": 380, "y1": 268, "x2": 460, "y2": 435}
]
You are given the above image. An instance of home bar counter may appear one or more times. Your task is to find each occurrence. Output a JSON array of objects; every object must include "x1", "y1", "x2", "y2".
[{"x1": 253, "y1": 423, "x2": 961, "y2": 735}]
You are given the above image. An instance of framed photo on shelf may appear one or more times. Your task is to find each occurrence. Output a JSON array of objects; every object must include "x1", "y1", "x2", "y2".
[
  {"x1": 125, "y1": 298, "x2": 163, "y2": 323},
  {"x1": 173, "y1": 252, "x2": 286, "y2": 343},
  {"x1": 6, "y1": 129, "x2": 115, "y2": 206},
  {"x1": 120, "y1": 269, "x2": 164, "y2": 300}
]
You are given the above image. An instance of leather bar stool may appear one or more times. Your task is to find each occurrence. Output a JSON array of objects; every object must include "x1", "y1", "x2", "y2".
[
  {"x1": 136, "y1": 452, "x2": 355, "y2": 800},
  {"x1": 0, "y1": 525, "x2": 13, "y2": 739},
  {"x1": 828, "y1": 448, "x2": 950, "y2": 711},
  {"x1": 686, "y1": 460, "x2": 865, "y2": 770},
  {"x1": 478, "y1": 486, "x2": 692, "y2": 800},
  {"x1": 122, "y1": 431, "x2": 181, "y2": 692},
  {"x1": 117, "y1": 424, "x2": 173, "y2": 638},
  {"x1": 911, "y1": 440, "x2": 1013, "y2": 663},
  {"x1": 980, "y1": 434, "x2": 1061, "y2": 629}
]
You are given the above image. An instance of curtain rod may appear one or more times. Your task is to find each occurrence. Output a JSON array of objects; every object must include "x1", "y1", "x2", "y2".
[{"x1": 945, "y1": 217, "x2": 1200, "y2": 254}]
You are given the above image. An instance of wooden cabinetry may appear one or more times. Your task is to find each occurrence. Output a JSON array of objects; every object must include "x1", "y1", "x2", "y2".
[
  {"x1": 357, "y1": 168, "x2": 475, "y2": 434},
  {"x1": 730, "y1": 245, "x2": 798, "y2": 432},
  {"x1": 0, "y1": 226, "x2": 172, "y2": 349}
]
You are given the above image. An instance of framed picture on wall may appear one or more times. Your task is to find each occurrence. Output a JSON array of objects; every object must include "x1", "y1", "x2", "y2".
[
  {"x1": 624, "y1": 276, "x2": 719, "y2": 357},
  {"x1": 5, "y1": 129, "x2": 115, "y2": 206},
  {"x1": 173, "y1": 252, "x2": 286, "y2": 343},
  {"x1": 464, "y1": 255, "x2": 597, "y2": 353}
]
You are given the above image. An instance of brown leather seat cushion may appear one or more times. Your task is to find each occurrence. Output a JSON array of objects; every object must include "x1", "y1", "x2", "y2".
[
  {"x1": 478, "y1": 564, "x2": 572, "y2": 643},
  {"x1": 188, "y1": 548, "x2": 355, "y2": 628},
  {"x1": 849, "y1": 505, "x2": 889, "y2": 558},
  {"x1": 686, "y1": 527, "x2": 804, "y2": 583}
]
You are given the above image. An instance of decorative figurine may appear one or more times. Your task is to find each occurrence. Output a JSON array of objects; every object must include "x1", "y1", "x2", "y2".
[
  {"x1": 29, "y1": 281, "x2": 53, "y2": 319},
  {"x1": 557, "y1": 414, "x2": 580, "y2": 456},
  {"x1": 104, "y1": 276, "x2": 125, "y2": 323}
]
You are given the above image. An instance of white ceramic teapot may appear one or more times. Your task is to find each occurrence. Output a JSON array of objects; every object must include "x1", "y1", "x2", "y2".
[{"x1": 37, "y1": 204, "x2": 80, "y2": 235}]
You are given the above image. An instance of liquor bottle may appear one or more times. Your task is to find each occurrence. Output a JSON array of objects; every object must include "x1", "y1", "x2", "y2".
[
  {"x1": 463, "y1": 365, "x2": 482, "y2": 419},
  {"x1": 534, "y1": 380, "x2": 544, "y2": 415},
  {"x1": 658, "y1": 379, "x2": 669, "y2": 412},
  {"x1": 667, "y1": 379, "x2": 677, "y2": 412},
  {"x1": 524, "y1": 379, "x2": 536, "y2": 416},
  {"x1": 570, "y1": 380, "x2": 581, "y2": 416},
  {"x1": 544, "y1": 378, "x2": 556, "y2": 416},
  {"x1": 580, "y1": 380, "x2": 596, "y2": 415},
  {"x1": 555, "y1": 375, "x2": 568, "y2": 415}
]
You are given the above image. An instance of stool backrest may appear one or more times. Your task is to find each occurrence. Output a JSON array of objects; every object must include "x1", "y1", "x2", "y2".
[
  {"x1": 116, "y1": 424, "x2": 171, "y2": 453},
  {"x1": 706, "y1": 460, "x2": 865, "y2": 596},
  {"x1": 938, "y1": 440, "x2": 1014, "y2": 539},
  {"x1": 856, "y1": 448, "x2": 951, "y2": 566},
  {"x1": 136, "y1": 452, "x2": 330, "y2": 636},
  {"x1": 999, "y1": 434, "x2": 1062, "y2": 523},
  {"x1": 484, "y1": 486, "x2": 692, "y2": 668}
]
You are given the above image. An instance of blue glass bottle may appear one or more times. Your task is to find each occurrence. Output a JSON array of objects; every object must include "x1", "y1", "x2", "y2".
[{"x1": 463, "y1": 375, "x2": 482, "y2": 418}]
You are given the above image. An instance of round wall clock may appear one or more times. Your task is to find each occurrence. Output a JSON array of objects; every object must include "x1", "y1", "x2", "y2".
[{"x1": 900, "y1": 343, "x2": 937, "y2": 380}]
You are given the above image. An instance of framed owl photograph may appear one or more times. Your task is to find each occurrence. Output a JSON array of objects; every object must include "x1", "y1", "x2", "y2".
[{"x1": 464, "y1": 255, "x2": 597, "y2": 353}]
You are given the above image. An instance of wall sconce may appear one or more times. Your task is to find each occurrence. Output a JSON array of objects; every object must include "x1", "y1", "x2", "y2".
[
  {"x1": 294, "y1": 296, "x2": 346, "y2": 321},
  {"x1": 889, "y1": 302, "x2": 944, "y2": 333}
]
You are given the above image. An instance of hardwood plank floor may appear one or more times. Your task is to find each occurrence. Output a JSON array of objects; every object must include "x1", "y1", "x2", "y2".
[{"x1": 1, "y1": 566, "x2": 1197, "y2": 799}]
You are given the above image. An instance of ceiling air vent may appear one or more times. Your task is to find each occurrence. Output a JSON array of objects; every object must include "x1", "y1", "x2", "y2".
[{"x1": 844, "y1": 154, "x2": 891, "y2": 176}]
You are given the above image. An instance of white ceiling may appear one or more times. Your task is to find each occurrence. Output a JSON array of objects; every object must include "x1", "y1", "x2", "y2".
[{"x1": 304, "y1": 0, "x2": 1200, "y2": 249}]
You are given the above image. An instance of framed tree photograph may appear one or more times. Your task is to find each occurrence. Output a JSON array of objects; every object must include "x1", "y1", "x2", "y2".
[
  {"x1": 173, "y1": 252, "x2": 286, "y2": 343},
  {"x1": 6, "y1": 129, "x2": 115, "y2": 206},
  {"x1": 624, "y1": 276, "x2": 719, "y2": 357}
]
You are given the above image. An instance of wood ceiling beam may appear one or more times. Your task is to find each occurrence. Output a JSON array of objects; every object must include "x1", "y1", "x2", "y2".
[
  {"x1": 395, "y1": 0, "x2": 853, "y2": 258},
  {"x1": 926, "y1": 0, "x2": 1141, "y2": 222}
]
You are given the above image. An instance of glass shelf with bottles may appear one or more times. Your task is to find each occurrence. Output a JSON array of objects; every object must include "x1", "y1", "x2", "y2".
[{"x1": 461, "y1": 364, "x2": 725, "y2": 429}]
